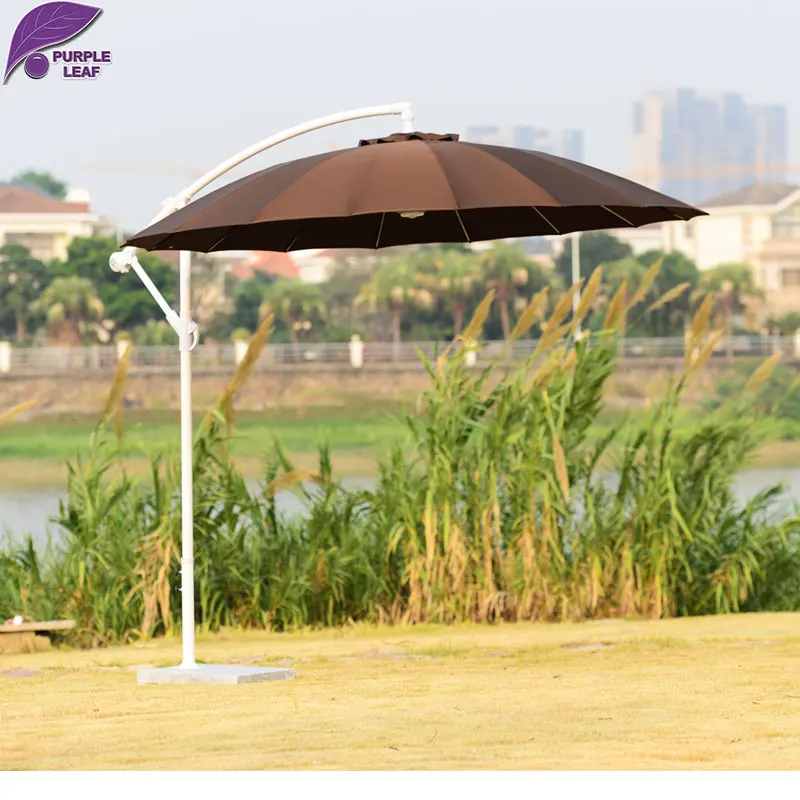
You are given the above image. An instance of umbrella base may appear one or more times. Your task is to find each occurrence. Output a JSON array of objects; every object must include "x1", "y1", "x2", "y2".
[{"x1": 138, "y1": 663, "x2": 295, "y2": 685}]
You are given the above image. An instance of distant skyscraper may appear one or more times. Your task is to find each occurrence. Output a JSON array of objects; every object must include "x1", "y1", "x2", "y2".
[
  {"x1": 463, "y1": 124, "x2": 585, "y2": 162},
  {"x1": 633, "y1": 89, "x2": 788, "y2": 204}
]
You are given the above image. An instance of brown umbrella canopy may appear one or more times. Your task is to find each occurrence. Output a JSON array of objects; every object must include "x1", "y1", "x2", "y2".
[{"x1": 124, "y1": 132, "x2": 706, "y2": 253}]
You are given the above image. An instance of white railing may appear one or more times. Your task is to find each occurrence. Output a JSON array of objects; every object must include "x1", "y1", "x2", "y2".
[{"x1": 0, "y1": 336, "x2": 797, "y2": 377}]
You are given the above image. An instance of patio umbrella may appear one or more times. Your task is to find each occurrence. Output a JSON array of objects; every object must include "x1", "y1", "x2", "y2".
[
  {"x1": 124, "y1": 131, "x2": 706, "y2": 252},
  {"x1": 118, "y1": 113, "x2": 705, "y2": 686}
]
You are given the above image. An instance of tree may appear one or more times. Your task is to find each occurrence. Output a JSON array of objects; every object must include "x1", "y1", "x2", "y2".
[
  {"x1": 261, "y1": 279, "x2": 326, "y2": 355},
  {"x1": 639, "y1": 250, "x2": 700, "y2": 336},
  {"x1": 590, "y1": 256, "x2": 652, "y2": 336},
  {"x1": 11, "y1": 170, "x2": 67, "y2": 200},
  {"x1": 700, "y1": 262, "x2": 763, "y2": 328},
  {"x1": 766, "y1": 311, "x2": 800, "y2": 336},
  {"x1": 602, "y1": 256, "x2": 648, "y2": 293},
  {"x1": 355, "y1": 257, "x2": 421, "y2": 357},
  {"x1": 700, "y1": 262, "x2": 764, "y2": 361},
  {"x1": 554, "y1": 232, "x2": 632, "y2": 289},
  {"x1": 322, "y1": 252, "x2": 379, "y2": 338},
  {"x1": 0, "y1": 244, "x2": 48, "y2": 341},
  {"x1": 190, "y1": 254, "x2": 235, "y2": 329},
  {"x1": 419, "y1": 249, "x2": 480, "y2": 337},
  {"x1": 53, "y1": 236, "x2": 176, "y2": 330},
  {"x1": 229, "y1": 275, "x2": 273, "y2": 333},
  {"x1": 33, "y1": 276, "x2": 104, "y2": 344},
  {"x1": 482, "y1": 242, "x2": 549, "y2": 340}
]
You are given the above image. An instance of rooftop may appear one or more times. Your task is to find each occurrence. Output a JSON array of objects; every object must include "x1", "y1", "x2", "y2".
[
  {"x1": 0, "y1": 184, "x2": 92, "y2": 214},
  {"x1": 701, "y1": 182, "x2": 799, "y2": 208},
  {"x1": 233, "y1": 251, "x2": 299, "y2": 280}
]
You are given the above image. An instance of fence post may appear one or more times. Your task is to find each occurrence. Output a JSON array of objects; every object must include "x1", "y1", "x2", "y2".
[
  {"x1": 116, "y1": 338, "x2": 131, "y2": 362},
  {"x1": 234, "y1": 340, "x2": 248, "y2": 365},
  {"x1": 0, "y1": 341, "x2": 10, "y2": 374},
  {"x1": 464, "y1": 338, "x2": 477, "y2": 367},
  {"x1": 350, "y1": 335, "x2": 364, "y2": 369}
]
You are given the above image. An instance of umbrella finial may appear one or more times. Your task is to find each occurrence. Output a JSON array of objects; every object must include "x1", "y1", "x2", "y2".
[{"x1": 358, "y1": 132, "x2": 461, "y2": 147}]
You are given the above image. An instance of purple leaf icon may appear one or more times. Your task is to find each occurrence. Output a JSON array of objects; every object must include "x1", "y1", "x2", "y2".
[{"x1": 3, "y1": 3, "x2": 102, "y2": 84}]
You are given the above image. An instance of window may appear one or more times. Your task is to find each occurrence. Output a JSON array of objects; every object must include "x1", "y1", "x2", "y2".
[
  {"x1": 781, "y1": 268, "x2": 800, "y2": 287},
  {"x1": 774, "y1": 203, "x2": 800, "y2": 239},
  {"x1": 3, "y1": 232, "x2": 57, "y2": 260}
]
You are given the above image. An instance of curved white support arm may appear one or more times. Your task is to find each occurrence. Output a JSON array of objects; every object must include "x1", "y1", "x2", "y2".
[
  {"x1": 109, "y1": 101, "x2": 415, "y2": 340},
  {"x1": 167, "y1": 101, "x2": 415, "y2": 218},
  {"x1": 110, "y1": 249, "x2": 198, "y2": 349},
  {"x1": 113, "y1": 101, "x2": 414, "y2": 258}
]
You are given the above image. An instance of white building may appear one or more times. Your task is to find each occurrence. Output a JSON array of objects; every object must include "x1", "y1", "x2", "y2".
[
  {"x1": 678, "y1": 183, "x2": 800, "y2": 316},
  {"x1": 633, "y1": 89, "x2": 788, "y2": 204},
  {"x1": 549, "y1": 225, "x2": 673, "y2": 260},
  {"x1": 463, "y1": 125, "x2": 585, "y2": 162},
  {"x1": 0, "y1": 184, "x2": 116, "y2": 261},
  {"x1": 553, "y1": 183, "x2": 800, "y2": 318}
]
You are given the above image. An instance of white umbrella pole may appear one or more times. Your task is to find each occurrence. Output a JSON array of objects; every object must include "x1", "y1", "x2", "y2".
[
  {"x1": 178, "y1": 248, "x2": 196, "y2": 668},
  {"x1": 109, "y1": 102, "x2": 415, "y2": 683},
  {"x1": 572, "y1": 232, "x2": 581, "y2": 335}
]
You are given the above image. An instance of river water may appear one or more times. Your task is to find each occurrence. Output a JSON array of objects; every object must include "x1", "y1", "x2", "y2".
[
  {"x1": 0, "y1": 477, "x2": 376, "y2": 550},
  {"x1": 2, "y1": 469, "x2": 799, "y2": 551}
]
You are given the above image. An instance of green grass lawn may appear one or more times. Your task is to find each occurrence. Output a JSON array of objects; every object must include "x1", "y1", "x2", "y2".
[
  {"x1": 0, "y1": 407, "x2": 407, "y2": 461},
  {"x1": 0, "y1": 405, "x2": 726, "y2": 461},
  {"x1": 2, "y1": 404, "x2": 800, "y2": 487}
]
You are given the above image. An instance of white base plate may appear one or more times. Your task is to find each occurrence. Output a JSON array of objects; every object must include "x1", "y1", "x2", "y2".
[{"x1": 137, "y1": 663, "x2": 295, "y2": 685}]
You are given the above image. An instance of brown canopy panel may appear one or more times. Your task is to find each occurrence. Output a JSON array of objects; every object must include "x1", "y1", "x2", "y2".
[{"x1": 125, "y1": 132, "x2": 706, "y2": 253}]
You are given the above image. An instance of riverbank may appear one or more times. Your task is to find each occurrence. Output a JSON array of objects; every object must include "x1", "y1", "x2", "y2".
[
  {"x1": 2, "y1": 613, "x2": 800, "y2": 769},
  {"x1": 3, "y1": 406, "x2": 800, "y2": 488},
  {"x1": 4, "y1": 319, "x2": 799, "y2": 635}
]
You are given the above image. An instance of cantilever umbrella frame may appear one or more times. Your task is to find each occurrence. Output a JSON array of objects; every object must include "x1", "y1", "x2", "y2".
[
  {"x1": 110, "y1": 103, "x2": 415, "y2": 685},
  {"x1": 112, "y1": 103, "x2": 702, "y2": 685}
]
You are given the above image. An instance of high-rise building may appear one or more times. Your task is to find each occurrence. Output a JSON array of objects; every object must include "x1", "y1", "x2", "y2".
[
  {"x1": 463, "y1": 125, "x2": 585, "y2": 162},
  {"x1": 633, "y1": 89, "x2": 788, "y2": 204}
]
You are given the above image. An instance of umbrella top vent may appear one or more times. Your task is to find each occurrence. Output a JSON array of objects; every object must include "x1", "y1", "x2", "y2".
[{"x1": 358, "y1": 131, "x2": 460, "y2": 146}]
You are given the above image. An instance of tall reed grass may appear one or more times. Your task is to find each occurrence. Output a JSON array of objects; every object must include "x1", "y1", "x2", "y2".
[{"x1": 2, "y1": 271, "x2": 799, "y2": 645}]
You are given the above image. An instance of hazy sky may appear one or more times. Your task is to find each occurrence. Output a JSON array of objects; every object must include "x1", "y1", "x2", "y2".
[{"x1": 1, "y1": 0, "x2": 798, "y2": 230}]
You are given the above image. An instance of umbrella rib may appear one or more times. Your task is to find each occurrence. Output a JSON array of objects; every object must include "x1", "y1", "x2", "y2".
[
  {"x1": 531, "y1": 206, "x2": 561, "y2": 234},
  {"x1": 454, "y1": 209, "x2": 471, "y2": 243},
  {"x1": 664, "y1": 207, "x2": 691, "y2": 222},
  {"x1": 285, "y1": 224, "x2": 304, "y2": 252},
  {"x1": 601, "y1": 206, "x2": 635, "y2": 227},
  {"x1": 207, "y1": 227, "x2": 235, "y2": 252},
  {"x1": 375, "y1": 212, "x2": 386, "y2": 248}
]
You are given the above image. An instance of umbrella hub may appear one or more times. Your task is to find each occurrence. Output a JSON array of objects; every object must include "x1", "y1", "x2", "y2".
[{"x1": 358, "y1": 131, "x2": 460, "y2": 147}]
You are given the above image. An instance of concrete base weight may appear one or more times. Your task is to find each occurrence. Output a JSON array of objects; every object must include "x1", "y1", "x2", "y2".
[{"x1": 138, "y1": 664, "x2": 295, "y2": 685}]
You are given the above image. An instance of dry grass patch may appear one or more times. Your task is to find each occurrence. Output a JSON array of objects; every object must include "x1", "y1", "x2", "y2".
[{"x1": 2, "y1": 614, "x2": 800, "y2": 770}]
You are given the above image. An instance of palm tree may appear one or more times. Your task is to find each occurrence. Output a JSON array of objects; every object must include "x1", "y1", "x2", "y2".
[
  {"x1": 481, "y1": 242, "x2": 537, "y2": 340},
  {"x1": 601, "y1": 257, "x2": 647, "y2": 296},
  {"x1": 483, "y1": 242, "x2": 560, "y2": 340},
  {"x1": 355, "y1": 257, "x2": 422, "y2": 358},
  {"x1": 419, "y1": 249, "x2": 480, "y2": 338},
  {"x1": 592, "y1": 256, "x2": 649, "y2": 334},
  {"x1": 699, "y1": 263, "x2": 764, "y2": 361},
  {"x1": 190, "y1": 254, "x2": 235, "y2": 329},
  {"x1": 0, "y1": 243, "x2": 47, "y2": 342},
  {"x1": 34, "y1": 276, "x2": 104, "y2": 344},
  {"x1": 260, "y1": 279, "x2": 326, "y2": 357}
]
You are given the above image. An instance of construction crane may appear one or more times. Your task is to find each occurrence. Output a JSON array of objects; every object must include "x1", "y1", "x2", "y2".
[
  {"x1": 82, "y1": 161, "x2": 205, "y2": 178},
  {"x1": 631, "y1": 161, "x2": 800, "y2": 187},
  {"x1": 83, "y1": 141, "x2": 345, "y2": 179},
  {"x1": 86, "y1": 155, "x2": 800, "y2": 191}
]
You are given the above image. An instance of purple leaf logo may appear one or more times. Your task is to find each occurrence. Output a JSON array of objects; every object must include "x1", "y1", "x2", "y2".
[{"x1": 4, "y1": 3, "x2": 102, "y2": 84}]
